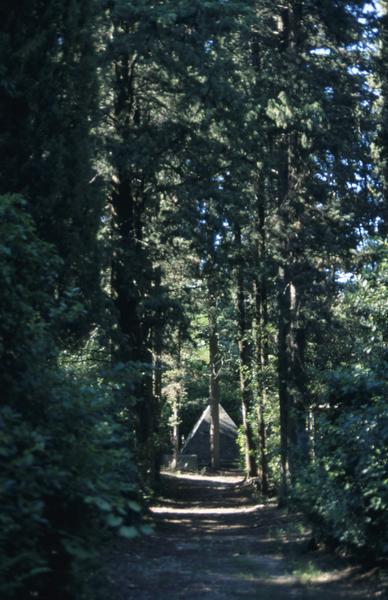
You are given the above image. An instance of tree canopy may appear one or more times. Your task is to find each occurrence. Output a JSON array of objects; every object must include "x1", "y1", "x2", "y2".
[{"x1": 0, "y1": 1, "x2": 387, "y2": 597}]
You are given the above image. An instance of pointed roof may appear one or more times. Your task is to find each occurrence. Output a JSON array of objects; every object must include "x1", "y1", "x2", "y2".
[
  {"x1": 182, "y1": 404, "x2": 237, "y2": 451},
  {"x1": 180, "y1": 404, "x2": 239, "y2": 467}
]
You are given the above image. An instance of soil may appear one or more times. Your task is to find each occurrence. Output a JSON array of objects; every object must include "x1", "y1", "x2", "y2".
[{"x1": 90, "y1": 472, "x2": 387, "y2": 599}]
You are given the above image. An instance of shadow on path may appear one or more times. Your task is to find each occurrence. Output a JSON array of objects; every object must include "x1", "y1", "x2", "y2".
[{"x1": 92, "y1": 472, "x2": 387, "y2": 600}]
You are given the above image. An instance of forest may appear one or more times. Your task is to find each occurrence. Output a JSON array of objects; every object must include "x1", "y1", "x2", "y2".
[{"x1": 0, "y1": 1, "x2": 387, "y2": 598}]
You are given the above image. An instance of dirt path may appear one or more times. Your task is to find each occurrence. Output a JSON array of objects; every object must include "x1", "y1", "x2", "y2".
[{"x1": 93, "y1": 472, "x2": 387, "y2": 599}]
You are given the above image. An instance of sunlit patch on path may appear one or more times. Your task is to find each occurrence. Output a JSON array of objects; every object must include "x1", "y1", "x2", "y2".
[
  {"x1": 92, "y1": 472, "x2": 387, "y2": 599},
  {"x1": 151, "y1": 504, "x2": 265, "y2": 515}
]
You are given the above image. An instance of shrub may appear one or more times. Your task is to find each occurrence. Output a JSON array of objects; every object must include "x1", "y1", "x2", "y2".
[
  {"x1": 0, "y1": 196, "x2": 142, "y2": 598},
  {"x1": 294, "y1": 389, "x2": 388, "y2": 559}
]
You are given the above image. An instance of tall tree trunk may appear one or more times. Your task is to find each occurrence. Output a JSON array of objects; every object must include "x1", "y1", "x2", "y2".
[
  {"x1": 208, "y1": 286, "x2": 220, "y2": 471},
  {"x1": 287, "y1": 279, "x2": 309, "y2": 480},
  {"x1": 277, "y1": 2, "x2": 309, "y2": 499},
  {"x1": 235, "y1": 223, "x2": 258, "y2": 478},
  {"x1": 152, "y1": 267, "x2": 163, "y2": 480},
  {"x1": 111, "y1": 175, "x2": 156, "y2": 479},
  {"x1": 172, "y1": 396, "x2": 180, "y2": 469},
  {"x1": 278, "y1": 137, "x2": 309, "y2": 495},
  {"x1": 254, "y1": 189, "x2": 269, "y2": 494},
  {"x1": 172, "y1": 328, "x2": 183, "y2": 468},
  {"x1": 379, "y1": 3, "x2": 388, "y2": 237},
  {"x1": 111, "y1": 49, "x2": 156, "y2": 483},
  {"x1": 286, "y1": 124, "x2": 309, "y2": 480},
  {"x1": 277, "y1": 264, "x2": 290, "y2": 503}
]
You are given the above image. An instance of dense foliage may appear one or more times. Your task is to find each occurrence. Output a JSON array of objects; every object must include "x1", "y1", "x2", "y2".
[
  {"x1": 0, "y1": 197, "x2": 144, "y2": 599},
  {"x1": 0, "y1": 1, "x2": 387, "y2": 597},
  {"x1": 294, "y1": 242, "x2": 388, "y2": 559}
]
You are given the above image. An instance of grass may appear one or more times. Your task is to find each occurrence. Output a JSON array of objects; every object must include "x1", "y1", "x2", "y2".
[{"x1": 291, "y1": 560, "x2": 326, "y2": 585}]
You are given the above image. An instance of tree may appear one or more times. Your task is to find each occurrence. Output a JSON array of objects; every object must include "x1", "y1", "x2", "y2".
[
  {"x1": 250, "y1": 0, "x2": 371, "y2": 498},
  {"x1": 377, "y1": 1, "x2": 388, "y2": 236},
  {"x1": 0, "y1": 0, "x2": 103, "y2": 345}
]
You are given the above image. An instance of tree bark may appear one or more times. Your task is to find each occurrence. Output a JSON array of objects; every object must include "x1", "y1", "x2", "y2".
[
  {"x1": 235, "y1": 223, "x2": 258, "y2": 478},
  {"x1": 208, "y1": 287, "x2": 220, "y2": 471},
  {"x1": 152, "y1": 267, "x2": 163, "y2": 480},
  {"x1": 254, "y1": 189, "x2": 269, "y2": 494},
  {"x1": 110, "y1": 48, "x2": 156, "y2": 483},
  {"x1": 277, "y1": 2, "x2": 309, "y2": 500},
  {"x1": 277, "y1": 264, "x2": 290, "y2": 502},
  {"x1": 287, "y1": 280, "x2": 309, "y2": 480},
  {"x1": 172, "y1": 328, "x2": 183, "y2": 468}
]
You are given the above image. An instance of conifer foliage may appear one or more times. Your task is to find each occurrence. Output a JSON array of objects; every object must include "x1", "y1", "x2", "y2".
[{"x1": 0, "y1": 1, "x2": 387, "y2": 597}]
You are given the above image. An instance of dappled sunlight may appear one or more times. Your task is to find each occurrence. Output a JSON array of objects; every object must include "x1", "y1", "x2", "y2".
[
  {"x1": 161, "y1": 470, "x2": 244, "y2": 486},
  {"x1": 94, "y1": 473, "x2": 386, "y2": 599},
  {"x1": 151, "y1": 504, "x2": 265, "y2": 516}
]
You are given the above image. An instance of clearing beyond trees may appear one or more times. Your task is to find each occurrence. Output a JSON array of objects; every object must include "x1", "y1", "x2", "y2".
[{"x1": 91, "y1": 473, "x2": 387, "y2": 600}]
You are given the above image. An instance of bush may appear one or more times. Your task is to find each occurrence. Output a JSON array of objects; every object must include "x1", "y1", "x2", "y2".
[
  {"x1": 0, "y1": 196, "x2": 142, "y2": 598},
  {"x1": 294, "y1": 245, "x2": 388, "y2": 560},
  {"x1": 0, "y1": 371, "x2": 144, "y2": 599},
  {"x1": 294, "y1": 389, "x2": 388, "y2": 559}
]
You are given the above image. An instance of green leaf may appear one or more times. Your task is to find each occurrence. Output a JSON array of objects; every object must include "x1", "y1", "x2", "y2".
[
  {"x1": 127, "y1": 500, "x2": 141, "y2": 512},
  {"x1": 119, "y1": 526, "x2": 138, "y2": 539},
  {"x1": 139, "y1": 524, "x2": 154, "y2": 535},
  {"x1": 95, "y1": 497, "x2": 111, "y2": 511},
  {"x1": 106, "y1": 514, "x2": 123, "y2": 527}
]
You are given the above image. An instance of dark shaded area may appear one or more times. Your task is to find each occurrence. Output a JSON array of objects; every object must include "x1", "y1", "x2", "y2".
[{"x1": 89, "y1": 473, "x2": 387, "y2": 599}]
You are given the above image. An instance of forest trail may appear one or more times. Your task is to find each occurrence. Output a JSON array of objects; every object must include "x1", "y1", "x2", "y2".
[{"x1": 94, "y1": 473, "x2": 386, "y2": 600}]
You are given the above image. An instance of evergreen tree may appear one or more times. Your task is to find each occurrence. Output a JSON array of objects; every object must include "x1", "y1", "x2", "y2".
[
  {"x1": 0, "y1": 0, "x2": 103, "y2": 344},
  {"x1": 252, "y1": 0, "x2": 372, "y2": 496},
  {"x1": 377, "y1": 1, "x2": 388, "y2": 236},
  {"x1": 0, "y1": 5, "x2": 142, "y2": 598},
  {"x1": 1, "y1": 2, "x2": 387, "y2": 593}
]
